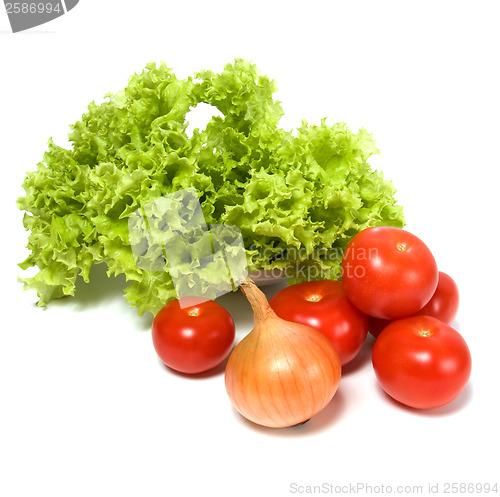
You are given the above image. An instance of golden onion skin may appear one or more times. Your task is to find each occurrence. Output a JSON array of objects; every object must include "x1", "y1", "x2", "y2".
[{"x1": 225, "y1": 280, "x2": 342, "y2": 428}]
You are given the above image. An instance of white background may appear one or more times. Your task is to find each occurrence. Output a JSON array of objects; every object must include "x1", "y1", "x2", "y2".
[{"x1": 1, "y1": 1, "x2": 499, "y2": 496}]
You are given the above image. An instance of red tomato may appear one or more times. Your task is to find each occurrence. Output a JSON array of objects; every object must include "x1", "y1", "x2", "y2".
[
  {"x1": 414, "y1": 271, "x2": 459, "y2": 324},
  {"x1": 269, "y1": 280, "x2": 368, "y2": 365},
  {"x1": 372, "y1": 315, "x2": 471, "y2": 409},
  {"x1": 152, "y1": 298, "x2": 235, "y2": 374},
  {"x1": 368, "y1": 271, "x2": 460, "y2": 339},
  {"x1": 341, "y1": 227, "x2": 438, "y2": 320}
]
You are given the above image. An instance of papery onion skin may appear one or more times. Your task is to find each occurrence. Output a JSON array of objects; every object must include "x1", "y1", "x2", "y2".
[{"x1": 225, "y1": 280, "x2": 342, "y2": 428}]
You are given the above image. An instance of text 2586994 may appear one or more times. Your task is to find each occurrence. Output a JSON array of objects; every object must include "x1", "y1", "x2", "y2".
[{"x1": 5, "y1": 2, "x2": 62, "y2": 14}]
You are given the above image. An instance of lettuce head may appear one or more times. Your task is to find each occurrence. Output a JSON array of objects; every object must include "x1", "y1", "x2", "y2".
[{"x1": 17, "y1": 59, "x2": 404, "y2": 316}]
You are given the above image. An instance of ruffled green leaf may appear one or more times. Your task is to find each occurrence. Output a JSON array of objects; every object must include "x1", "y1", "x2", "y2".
[{"x1": 18, "y1": 59, "x2": 404, "y2": 317}]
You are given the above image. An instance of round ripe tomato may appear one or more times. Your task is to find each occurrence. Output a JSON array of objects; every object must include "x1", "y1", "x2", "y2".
[
  {"x1": 269, "y1": 280, "x2": 368, "y2": 365},
  {"x1": 341, "y1": 227, "x2": 439, "y2": 320},
  {"x1": 372, "y1": 315, "x2": 471, "y2": 409},
  {"x1": 414, "y1": 271, "x2": 459, "y2": 324},
  {"x1": 152, "y1": 298, "x2": 235, "y2": 374},
  {"x1": 368, "y1": 271, "x2": 460, "y2": 338}
]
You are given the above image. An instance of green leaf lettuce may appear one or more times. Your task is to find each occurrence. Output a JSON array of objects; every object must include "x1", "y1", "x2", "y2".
[{"x1": 17, "y1": 59, "x2": 404, "y2": 316}]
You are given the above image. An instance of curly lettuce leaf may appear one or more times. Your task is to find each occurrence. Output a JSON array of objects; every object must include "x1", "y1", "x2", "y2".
[{"x1": 17, "y1": 59, "x2": 404, "y2": 316}]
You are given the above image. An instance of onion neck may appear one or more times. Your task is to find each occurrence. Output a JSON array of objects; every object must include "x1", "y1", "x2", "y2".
[{"x1": 240, "y1": 278, "x2": 277, "y2": 326}]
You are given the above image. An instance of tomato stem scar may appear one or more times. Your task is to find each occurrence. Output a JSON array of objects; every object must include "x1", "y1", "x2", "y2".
[
  {"x1": 419, "y1": 329, "x2": 432, "y2": 337},
  {"x1": 188, "y1": 308, "x2": 200, "y2": 316},
  {"x1": 306, "y1": 295, "x2": 322, "y2": 302},
  {"x1": 397, "y1": 243, "x2": 406, "y2": 251}
]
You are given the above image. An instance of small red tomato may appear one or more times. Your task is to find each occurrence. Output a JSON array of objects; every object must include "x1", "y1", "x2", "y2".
[
  {"x1": 368, "y1": 271, "x2": 460, "y2": 339},
  {"x1": 152, "y1": 298, "x2": 235, "y2": 374},
  {"x1": 269, "y1": 280, "x2": 368, "y2": 365},
  {"x1": 341, "y1": 227, "x2": 439, "y2": 320},
  {"x1": 414, "y1": 271, "x2": 459, "y2": 324},
  {"x1": 372, "y1": 315, "x2": 471, "y2": 409}
]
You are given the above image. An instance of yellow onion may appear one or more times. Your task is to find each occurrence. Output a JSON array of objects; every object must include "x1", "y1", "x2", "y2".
[{"x1": 225, "y1": 279, "x2": 342, "y2": 428}]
